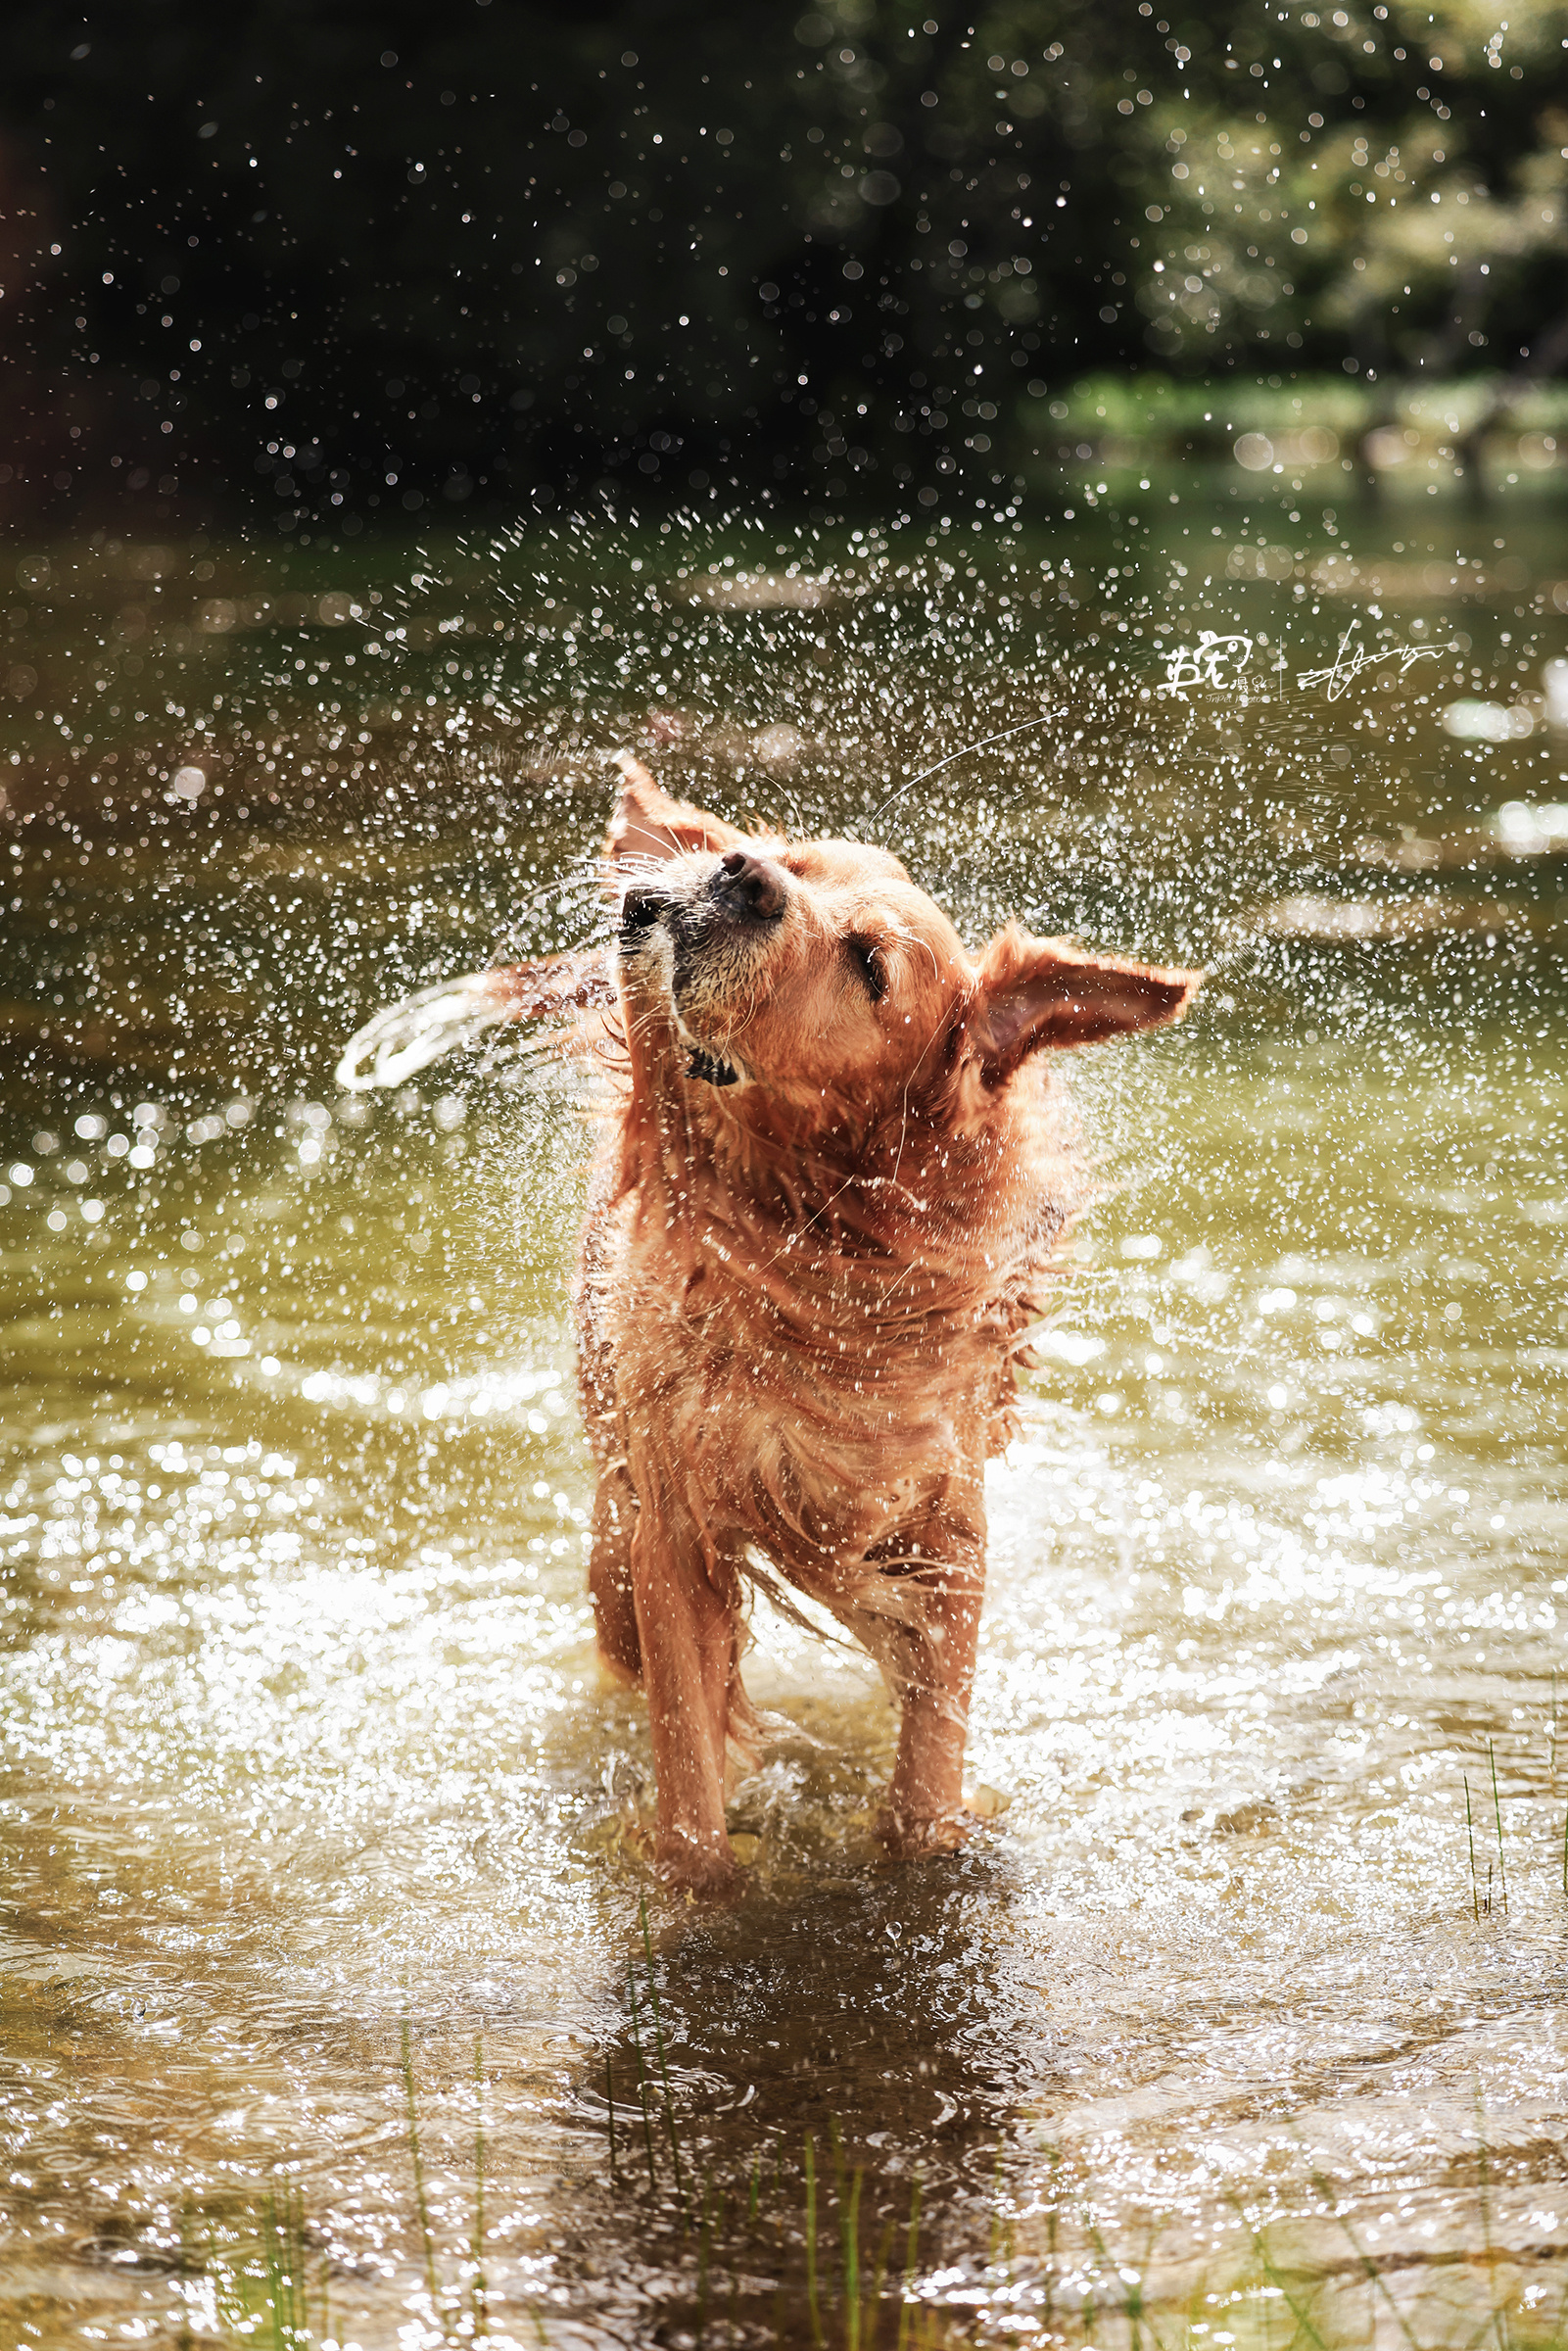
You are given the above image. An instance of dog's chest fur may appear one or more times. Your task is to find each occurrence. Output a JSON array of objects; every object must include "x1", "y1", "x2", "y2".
[{"x1": 573, "y1": 1052, "x2": 1078, "y2": 1589}]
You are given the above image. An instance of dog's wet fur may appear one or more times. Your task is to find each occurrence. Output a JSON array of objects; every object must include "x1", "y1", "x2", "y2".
[{"x1": 350, "y1": 761, "x2": 1199, "y2": 1892}]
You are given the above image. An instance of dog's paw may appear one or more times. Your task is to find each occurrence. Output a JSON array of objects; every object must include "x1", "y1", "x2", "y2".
[
  {"x1": 874, "y1": 1789, "x2": 1009, "y2": 1858},
  {"x1": 873, "y1": 1804, "x2": 976, "y2": 1858},
  {"x1": 654, "y1": 1839, "x2": 747, "y2": 1900}
]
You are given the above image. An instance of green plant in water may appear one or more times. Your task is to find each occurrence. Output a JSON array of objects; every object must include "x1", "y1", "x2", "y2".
[
  {"x1": 402, "y1": 2014, "x2": 450, "y2": 2328},
  {"x1": 1229, "y1": 2205, "x2": 1334, "y2": 2351},
  {"x1": 865, "y1": 2209, "x2": 897, "y2": 2351},
  {"x1": 1550, "y1": 1671, "x2": 1559, "y2": 1788},
  {"x1": 1489, "y1": 1740, "x2": 1510, "y2": 1918},
  {"x1": 210, "y1": 2181, "x2": 325, "y2": 2351},
  {"x1": 627, "y1": 1960, "x2": 659, "y2": 2186},
  {"x1": 264, "y1": 2185, "x2": 319, "y2": 2351},
  {"x1": 895, "y1": 2174, "x2": 923, "y2": 2351},
  {"x1": 696, "y1": 2171, "x2": 713, "y2": 2341},
  {"x1": 640, "y1": 1894, "x2": 687, "y2": 2213},
  {"x1": 471, "y1": 2034, "x2": 490, "y2": 2341},
  {"x1": 390, "y1": 2019, "x2": 500, "y2": 2345},
  {"x1": 1473, "y1": 2076, "x2": 1508, "y2": 2351},
  {"x1": 840, "y1": 2162, "x2": 863, "y2": 2351},
  {"x1": 806, "y1": 2134, "x2": 824, "y2": 2349},
  {"x1": 175, "y1": 2199, "x2": 198, "y2": 2351},
  {"x1": 987, "y1": 2133, "x2": 1017, "y2": 2286}
]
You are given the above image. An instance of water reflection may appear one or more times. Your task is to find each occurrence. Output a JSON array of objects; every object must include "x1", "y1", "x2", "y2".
[{"x1": 545, "y1": 1866, "x2": 1040, "y2": 2343}]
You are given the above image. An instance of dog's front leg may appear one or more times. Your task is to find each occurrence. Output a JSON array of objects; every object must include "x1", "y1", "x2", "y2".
[
  {"x1": 879, "y1": 1554, "x2": 985, "y2": 1856},
  {"x1": 590, "y1": 1460, "x2": 642, "y2": 1689},
  {"x1": 630, "y1": 1509, "x2": 741, "y2": 1895}
]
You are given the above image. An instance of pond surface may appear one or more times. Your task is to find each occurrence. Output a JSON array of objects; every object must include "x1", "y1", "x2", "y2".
[{"x1": 4, "y1": 478, "x2": 1568, "y2": 2349}]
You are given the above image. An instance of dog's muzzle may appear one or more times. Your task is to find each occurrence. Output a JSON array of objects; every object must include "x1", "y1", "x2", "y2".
[
  {"x1": 616, "y1": 852, "x2": 786, "y2": 1093},
  {"x1": 618, "y1": 884, "x2": 666, "y2": 949},
  {"x1": 618, "y1": 849, "x2": 788, "y2": 953}
]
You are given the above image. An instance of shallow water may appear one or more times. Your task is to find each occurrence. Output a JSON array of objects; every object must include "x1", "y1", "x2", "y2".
[{"x1": 4, "y1": 480, "x2": 1568, "y2": 2348}]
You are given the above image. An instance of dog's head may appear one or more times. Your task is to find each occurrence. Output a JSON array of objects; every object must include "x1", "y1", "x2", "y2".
[{"x1": 605, "y1": 765, "x2": 1199, "y2": 1124}]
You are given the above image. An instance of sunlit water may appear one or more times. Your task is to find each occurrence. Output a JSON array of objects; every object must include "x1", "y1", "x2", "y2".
[{"x1": 4, "y1": 480, "x2": 1568, "y2": 2348}]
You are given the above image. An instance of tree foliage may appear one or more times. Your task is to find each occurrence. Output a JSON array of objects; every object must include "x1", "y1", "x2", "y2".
[{"x1": 4, "y1": 0, "x2": 1566, "y2": 518}]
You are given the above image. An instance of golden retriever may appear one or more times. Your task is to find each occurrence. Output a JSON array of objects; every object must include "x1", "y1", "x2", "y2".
[{"x1": 341, "y1": 758, "x2": 1198, "y2": 1893}]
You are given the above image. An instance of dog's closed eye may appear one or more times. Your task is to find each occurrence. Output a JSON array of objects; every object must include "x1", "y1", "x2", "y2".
[{"x1": 847, "y1": 935, "x2": 886, "y2": 1004}]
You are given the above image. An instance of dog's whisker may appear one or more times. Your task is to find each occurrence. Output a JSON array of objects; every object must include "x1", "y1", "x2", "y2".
[{"x1": 869, "y1": 713, "x2": 1063, "y2": 831}]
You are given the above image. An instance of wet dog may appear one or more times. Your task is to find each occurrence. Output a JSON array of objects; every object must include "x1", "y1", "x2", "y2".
[{"x1": 342, "y1": 760, "x2": 1198, "y2": 1892}]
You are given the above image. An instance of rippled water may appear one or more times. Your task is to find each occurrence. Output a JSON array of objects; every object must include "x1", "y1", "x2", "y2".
[{"x1": 4, "y1": 485, "x2": 1568, "y2": 2348}]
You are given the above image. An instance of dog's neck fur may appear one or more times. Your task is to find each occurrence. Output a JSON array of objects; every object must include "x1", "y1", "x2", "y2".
[{"x1": 612, "y1": 1003, "x2": 1084, "y2": 1351}]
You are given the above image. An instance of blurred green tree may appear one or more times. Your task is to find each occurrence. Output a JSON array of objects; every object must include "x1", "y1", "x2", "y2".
[{"x1": 2, "y1": 0, "x2": 1563, "y2": 522}]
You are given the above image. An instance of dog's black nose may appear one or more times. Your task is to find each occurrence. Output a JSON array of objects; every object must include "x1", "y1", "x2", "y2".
[
  {"x1": 619, "y1": 884, "x2": 665, "y2": 936},
  {"x1": 710, "y1": 848, "x2": 787, "y2": 924}
]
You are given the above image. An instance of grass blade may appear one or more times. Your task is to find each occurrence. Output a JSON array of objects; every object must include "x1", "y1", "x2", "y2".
[
  {"x1": 806, "y1": 2135, "x2": 824, "y2": 2349},
  {"x1": 865, "y1": 2214, "x2": 896, "y2": 2351},
  {"x1": 472, "y1": 2035, "x2": 489, "y2": 2340},
  {"x1": 1551, "y1": 1670, "x2": 1559, "y2": 1786},
  {"x1": 639, "y1": 1894, "x2": 686, "y2": 2213},
  {"x1": 841, "y1": 2165, "x2": 863, "y2": 2351},
  {"x1": 696, "y1": 2171, "x2": 712, "y2": 2342},
  {"x1": 1307, "y1": 2162, "x2": 1424, "y2": 2351},
  {"x1": 895, "y1": 2174, "x2": 922, "y2": 2351},
  {"x1": 1464, "y1": 1775, "x2": 1480, "y2": 1922},
  {"x1": 1488, "y1": 1741, "x2": 1509, "y2": 1916},
  {"x1": 401, "y1": 2018, "x2": 447, "y2": 2327},
  {"x1": 1230, "y1": 2210, "x2": 1333, "y2": 2351},
  {"x1": 175, "y1": 2199, "x2": 196, "y2": 2351},
  {"x1": 1469, "y1": 2075, "x2": 1512, "y2": 2351},
  {"x1": 627, "y1": 1964, "x2": 658, "y2": 2185}
]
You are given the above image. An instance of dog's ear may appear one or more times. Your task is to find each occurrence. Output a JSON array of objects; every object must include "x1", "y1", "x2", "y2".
[
  {"x1": 605, "y1": 754, "x2": 749, "y2": 868},
  {"x1": 971, "y1": 922, "x2": 1200, "y2": 1078}
]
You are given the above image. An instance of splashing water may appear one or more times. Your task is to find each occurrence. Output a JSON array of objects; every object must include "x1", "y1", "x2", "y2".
[{"x1": 3, "y1": 492, "x2": 1568, "y2": 2347}]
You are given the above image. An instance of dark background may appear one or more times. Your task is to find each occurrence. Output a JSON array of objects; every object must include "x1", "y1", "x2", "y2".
[{"x1": 3, "y1": 0, "x2": 1566, "y2": 531}]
